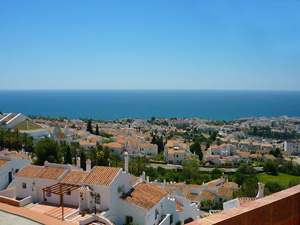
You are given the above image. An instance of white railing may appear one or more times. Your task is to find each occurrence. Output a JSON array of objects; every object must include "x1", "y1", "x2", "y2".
[{"x1": 159, "y1": 214, "x2": 170, "y2": 225}]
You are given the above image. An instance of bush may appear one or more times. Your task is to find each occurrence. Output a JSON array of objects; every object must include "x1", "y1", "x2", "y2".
[{"x1": 265, "y1": 182, "x2": 282, "y2": 193}]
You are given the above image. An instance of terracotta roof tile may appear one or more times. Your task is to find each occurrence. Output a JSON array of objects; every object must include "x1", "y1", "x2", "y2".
[
  {"x1": 55, "y1": 132, "x2": 67, "y2": 139},
  {"x1": 0, "y1": 159, "x2": 10, "y2": 169},
  {"x1": 61, "y1": 171, "x2": 89, "y2": 184},
  {"x1": 15, "y1": 165, "x2": 43, "y2": 178},
  {"x1": 217, "y1": 187, "x2": 234, "y2": 198},
  {"x1": 34, "y1": 166, "x2": 67, "y2": 180},
  {"x1": 83, "y1": 166, "x2": 121, "y2": 186},
  {"x1": 175, "y1": 201, "x2": 184, "y2": 212},
  {"x1": 103, "y1": 142, "x2": 123, "y2": 148},
  {"x1": 200, "y1": 190, "x2": 216, "y2": 201},
  {"x1": 122, "y1": 182, "x2": 167, "y2": 211}
]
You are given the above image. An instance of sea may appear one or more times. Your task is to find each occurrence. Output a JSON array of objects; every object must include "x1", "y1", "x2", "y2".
[{"x1": 0, "y1": 90, "x2": 299, "y2": 121}]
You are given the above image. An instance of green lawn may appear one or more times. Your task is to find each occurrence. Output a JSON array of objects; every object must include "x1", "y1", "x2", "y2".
[{"x1": 256, "y1": 172, "x2": 299, "y2": 188}]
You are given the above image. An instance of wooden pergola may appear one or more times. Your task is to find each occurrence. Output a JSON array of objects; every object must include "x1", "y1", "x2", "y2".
[{"x1": 42, "y1": 183, "x2": 81, "y2": 220}]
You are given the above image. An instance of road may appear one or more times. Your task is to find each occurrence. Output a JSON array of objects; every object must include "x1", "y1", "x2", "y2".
[{"x1": 0, "y1": 210, "x2": 42, "y2": 225}]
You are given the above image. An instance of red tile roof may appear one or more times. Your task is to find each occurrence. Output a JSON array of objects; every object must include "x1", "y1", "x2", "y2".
[
  {"x1": 83, "y1": 166, "x2": 121, "y2": 186},
  {"x1": 122, "y1": 182, "x2": 167, "y2": 211},
  {"x1": 34, "y1": 166, "x2": 67, "y2": 180},
  {"x1": 15, "y1": 165, "x2": 43, "y2": 178}
]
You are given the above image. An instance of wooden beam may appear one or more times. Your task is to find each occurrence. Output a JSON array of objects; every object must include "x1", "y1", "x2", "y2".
[
  {"x1": 43, "y1": 190, "x2": 45, "y2": 203},
  {"x1": 61, "y1": 194, "x2": 64, "y2": 220}
]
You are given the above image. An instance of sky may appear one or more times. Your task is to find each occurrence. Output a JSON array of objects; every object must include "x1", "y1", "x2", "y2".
[{"x1": 0, "y1": 0, "x2": 300, "y2": 90}]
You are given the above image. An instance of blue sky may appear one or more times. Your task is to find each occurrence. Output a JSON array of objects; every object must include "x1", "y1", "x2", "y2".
[{"x1": 0, "y1": 0, "x2": 299, "y2": 90}]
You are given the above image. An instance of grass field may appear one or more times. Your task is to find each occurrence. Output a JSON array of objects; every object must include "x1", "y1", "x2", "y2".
[{"x1": 256, "y1": 172, "x2": 299, "y2": 188}]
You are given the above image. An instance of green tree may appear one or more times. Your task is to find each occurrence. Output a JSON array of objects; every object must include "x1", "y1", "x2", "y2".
[
  {"x1": 98, "y1": 150, "x2": 109, "y2": 166},
  {"x1": 233, "y1": 172, "x2": 246, "y2": 186},
  {"x1": 34, "y1": 137, "x2": 61, "y2": 165},
  {"x1": 264, "y1": 160, "x2": 278, "y2": 175},
  {"x1": 88, "y1": 147, "x2": 98, "y2": 167},
  {"x1": 182, "y1": 158, "x2": 199, "y2": 181},
  {"x1": 110, "y1": 153, "x2": 122, "y2": 167},
  {"x1": 265, "y1": 182, "x2": 282, "y2": 193},
  {"x1": 190, "y1": 140, "x2": 203, "y2": 160},
  {"x1": 95, "y1": 124, "x2": 99, "y2": 136},
  {"x1": 233, "y1": 177, "x2": 259, "y2": 198},
  {"x1": 130, "y1": 156, "x2": 150, "y2": 175},
  {"x1": 211, "y1": 167, "x2": 222, "y2": 179},
  {"x1": 65, "y1": 145, "x2": 72, "y2": 164},
  {"x1": 80, "y1": 150, "x2": 87, "y2": 170},
  {"x1": 87, "y1": 120, "x2": 93, "y2": 134}
]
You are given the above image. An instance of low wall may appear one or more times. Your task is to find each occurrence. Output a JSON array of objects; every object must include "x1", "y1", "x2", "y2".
[
  {"x1": 188, "y1": 184, "x2": 300, "y2": 225},
  {"x1": 0, "y1": 193, "x2": 32, "y2": 207},
  {"x1": 0, "y1": 187, "x2": 16, "y2": 198},
  {"x1": 19, "y1": 196, "x2": 33, "y2": 207},
  {"x1": 0, "y1": 196, "x2": 20, "y2": 207}
]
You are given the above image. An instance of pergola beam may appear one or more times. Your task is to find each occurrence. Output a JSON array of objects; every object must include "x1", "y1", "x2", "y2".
[{"x1": 42, "y1": 183, "x2": 81, "y2": 220}]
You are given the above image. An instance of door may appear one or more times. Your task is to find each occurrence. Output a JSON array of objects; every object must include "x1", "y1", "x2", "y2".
[{"x1": 8, "y1": 171, "x2": 12, "y2": 184}]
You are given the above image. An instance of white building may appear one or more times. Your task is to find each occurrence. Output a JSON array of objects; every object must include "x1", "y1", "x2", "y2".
[
  {"x1": 139, "y1": 143, "x2": 158, "y2": 156},
  {"x1": 0, "y1": 113, "x2": 27, "y2": 130},
  {"x1": 0, "y1": 151, "x2": 31, "y2": 191},
  {"x1": 13, "y1": 154, "x2": 181, "y2": 225},
  {"x1": 283, "y1": 140, "x2": 300, "y2": 155}
]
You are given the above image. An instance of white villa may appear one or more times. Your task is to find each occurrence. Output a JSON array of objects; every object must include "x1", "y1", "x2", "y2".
[
  {"x1": 0, "y1": 149, "x2": 31, "y2": 191},
  {"x1": 10, "y1": 153, "x2": 204, "y2": 225}
]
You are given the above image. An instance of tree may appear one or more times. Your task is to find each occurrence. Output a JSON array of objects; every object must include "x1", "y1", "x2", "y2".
[
  {"x1": 190, "y1": 140, "x2": 203, "y2": 160},
  {"x1": 88, "y1": 147, "x2": 98, "y2": 167},
  {"x1": 182, "y1": 157, "x2": 199, "y2": 181},
  {"x1": 237, "y1": 164, "x2": 255, "y2": 176},
  {"x1": 98, "y1": 151, "x2": 109, "y2": 166},
  {"x1": 264, "y1": 160, "x2": 278, "y2": 175},
  {"x1": 87, "y1": 120, "x2": 93, "y2": 134},
  {"x1": 65, "y1": 145, "x2": 72, "y2": 164},
  {"x1": 265, "y1": 182, "x2": 282, "y2": 193},
  {"x1": 233, "y1": 172, "x2": 246, "y2": 186},
  {"x1": 233, "y1": 177, "x2": 259, "y2": 198},
  {"x1": 34, "y1": 137, "x2": 61, "y2": 165},
  {"x1": 130, "y1": 156, "x2": 150, "y2": 176},
  {"x1": 95, "y1": 124, "x2": 99, "y2": 136},
  {"x1": 80, "y1": 150, "x2": 87, "y2": 170},
  {"x1": 211, "y1": 167, "x2": 222, "y2": 179},
  {"x1": 151, "y1": 116, "x2": 156, "y2": 121},
  {"x1": 110, "y1": 153, "x2": 122, "y2": 167}
]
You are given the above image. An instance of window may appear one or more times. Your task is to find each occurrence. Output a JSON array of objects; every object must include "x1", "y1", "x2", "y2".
[
  {"x1": 22, "y1": 182, "x2": 26, "y2": 189},
  {"x1": 15, "y1": 169, "x2": 19, "y2": 174},
  {"x1": 67, "y1": 191, "x2": 71, "y2": 195},
  {"x1": 170, "y1": 214, "x2": 173, "y2": 224},
  {"x1": 126, "y1": 216, "x2": 133, "y2": 224},
  {"x1": 95, "y1": 194, "x2": 101, "y2": 204},
  {"x1": 155, "y1": 209, "x2": 158, "y2": 219},
  {"x1": 46, "y1": 192, "x2": 51, "y2": 197}
]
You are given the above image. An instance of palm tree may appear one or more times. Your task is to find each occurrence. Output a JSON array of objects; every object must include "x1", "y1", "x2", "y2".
[{"x1": 88, "y1": 147, "x2": 98, "y2": 167}]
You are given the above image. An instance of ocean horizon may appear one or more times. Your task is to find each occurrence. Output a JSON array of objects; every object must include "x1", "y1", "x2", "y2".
[{"x1": 0, "y1": 90, "x2": 299, "y2": 121}]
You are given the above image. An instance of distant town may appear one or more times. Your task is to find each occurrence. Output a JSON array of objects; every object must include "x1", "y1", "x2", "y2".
[{"x1": 0, "y1": 111, "x2": 299, "y2": 225}]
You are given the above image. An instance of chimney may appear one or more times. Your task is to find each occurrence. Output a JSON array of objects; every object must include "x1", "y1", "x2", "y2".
[
  {"x1": 76, "y1": 157, "x2": 81, "y2": 168},
  {"x1": 124, "y1": 152, "x2": 129, "y2": 173},
  {"x1": 226, "y1": 179, "x2": 228, "y2": 183},
  {"x1": 142, "y1": 172, "x2": 146, "y2": 183},
  {"x1": 163, "y1": 179, "x2": 166, "y2": 189},
  {"x1": 256, "y1": 182, "x2": 265, "y2": 199},
  {"x1": 86, "y1": 159, "x2": 91, "y2": 172},
  {"x1": 146, "y1": 176, "x2": 149, "y2": 183},
  {"x1": 21, "y1": 147, "x2": 25, "y2": 159}
]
